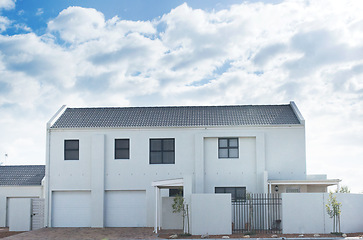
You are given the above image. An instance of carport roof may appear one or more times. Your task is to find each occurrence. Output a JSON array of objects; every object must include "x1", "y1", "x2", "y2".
[{"x1": 0, "y1": 165, "x2": 45, "y2": 186}]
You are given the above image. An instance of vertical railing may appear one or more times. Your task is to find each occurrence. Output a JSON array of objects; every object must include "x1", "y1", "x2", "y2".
[{"x1": 232, "y1": 193, "x2": 282, "y2": 233}]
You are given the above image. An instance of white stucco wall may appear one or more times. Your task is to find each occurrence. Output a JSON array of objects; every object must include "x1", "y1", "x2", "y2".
[
  {"x1": 265, "y1": 128, "x2": 306, "y2": 180},
  {"x1": 204, "y1": 137, "x2": 257, "y2": 193},
  {"x1": 162, "y1": 197, "x2": 183, "y2": 229},
  {"x1": 191, "y1": 194, "x2": 232, "y2": 235},
  {"x1": 0, "y1": 186, "x2": 43, "y2": 227},
  {"x1": 46, "y1": 124, "x2": 306, "y2": 228},
  {"x1": 282, "y1": 193, "x2": 326, "y2": 234},
  {"x1": 282, "y1": 193, "x2": 363, "y2": 234},
  {"x1": 307, "y1": 185, "x2": 328, "y2": 193}
]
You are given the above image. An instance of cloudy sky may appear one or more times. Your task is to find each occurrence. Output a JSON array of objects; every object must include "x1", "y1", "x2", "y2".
[{"x1": 0, "y1": 0, "x2": 362, "y2": 192}]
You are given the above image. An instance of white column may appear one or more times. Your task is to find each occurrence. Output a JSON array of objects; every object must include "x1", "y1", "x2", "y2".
[
  {"x1": 255, "y1": 133, "x2": 266, "y2": 193},
  {"x1": 194, "y1": 134, "x2": 205, "y2": 193},
  {"x1": 158, "y1": 187, "x2": 161, "y2": 231},
  {"x1": 154, "y1": 187, "x2": 158, "y2": 233},
  {"x1": 91, "y1": 134, "x2": 105, "y2": 227},
  {"x1": 269, "y1": 182, "x2": 272, "y2": 194}
]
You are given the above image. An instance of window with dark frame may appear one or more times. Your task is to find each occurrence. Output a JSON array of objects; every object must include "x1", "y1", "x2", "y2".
[
  {"x1": 64, "y1": 140, "x2": 79, "y2": 160},
  {"x1": 218, "y1": 138, "x2": 239, "y2": 158},
  {"x1": 149, "y1": 138, "x2": 175, "y2": 164},
  {"x1": 115, "y1": 139, "x2": 130, "y2": 159},
  {"x1": 169, "y1": 188, "x2": 183, "y2": 197},
  {"x1": 215, "y1": 187, "x2": 246, "y2": 200}
]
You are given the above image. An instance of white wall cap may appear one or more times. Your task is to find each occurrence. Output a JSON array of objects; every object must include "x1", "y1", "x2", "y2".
[
  {"x1": 268, "y1": 179, "x2": 341, "y2": 186},
  {"x1": 307, "y1": 174, "x2": 328, "y2": 180},
  {"x1": 290, "y1": 101, "x2": 305, "y2": 125},
  {"x1": 47, "y1": 105, "x2": 67, "y2": 129}
]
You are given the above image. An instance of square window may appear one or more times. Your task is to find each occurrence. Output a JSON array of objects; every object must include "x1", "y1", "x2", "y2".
[
  {"x1": 150, "y1": 138, "x2": 175, "y2": 164},
  {"x1": 64, "y1": 140, "x2": 79, "y2": 160},
  {"x1": 115, "y1": 139, "x2": 130, "y2": 159},
  {"x1": 218, "y1": 138, "x2": 239, "y2": 158}
]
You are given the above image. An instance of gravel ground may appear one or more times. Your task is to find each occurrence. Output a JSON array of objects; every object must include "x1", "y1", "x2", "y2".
[
  {"x1": 158, "y1": 230, "x2": 363, "y2": 239},
  {"x1": 1, "y1": 227, "x2": 363, "y2": 240},
  {"x1": 0, "y1": 228, "x2": 24, "y2": 239}
]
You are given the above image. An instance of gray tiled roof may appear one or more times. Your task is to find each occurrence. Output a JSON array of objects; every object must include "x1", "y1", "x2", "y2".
[
  {"x1": 0, "y1": 165, "x2": 45, "y2": 186},
  {"x1": 51, "y1": 104, "x2": 301, "y2": 129}
]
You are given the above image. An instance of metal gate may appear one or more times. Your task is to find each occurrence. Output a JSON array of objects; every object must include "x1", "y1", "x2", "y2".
[
  {"x1": 232, "y1": 193, "x2": 282, "y2": 233},
  {"x1": 31, "y1": 198, "x2": 45, "y2": 230}
]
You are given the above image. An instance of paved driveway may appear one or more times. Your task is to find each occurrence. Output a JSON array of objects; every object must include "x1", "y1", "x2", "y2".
[{"x1": 2, "y1": 227, "x2": 160, "y2": 240}]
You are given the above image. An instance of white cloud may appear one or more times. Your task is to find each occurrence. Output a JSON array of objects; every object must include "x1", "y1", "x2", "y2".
[
  {"x1": 0, "y1": 16, "x2": 10, "y2": 32},
  {"x1": 48, "y1": 6, "x2": 106, "y2": 43},
  {"x1": 1, "y1": 0, "x2": 363, "y2": 192},
  {"x1": 0, "y1": 0, "x2": 15, "y2": 10},
  {"x1": 0, "y1": 33, "x2": 77, "y2": 88},
  {"x1": 36, "y1": 8, "x2": 43, "y2": 16}
]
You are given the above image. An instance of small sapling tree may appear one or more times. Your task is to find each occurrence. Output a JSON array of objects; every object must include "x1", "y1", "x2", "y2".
[
  {"x1": 326, "y1": 192, "x2": 342, "y2": 234},
  {"x1": 172, "y1": 191, "x2": 190, "y2": 235},
  {"x1": 337, "y1": 185, "x2": 350, "y2": 193}
]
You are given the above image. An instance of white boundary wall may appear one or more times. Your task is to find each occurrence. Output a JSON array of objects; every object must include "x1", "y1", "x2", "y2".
[
  {"x1": 191, "y1": 194, "x2": 232, "y2": 235},
  {"x1": 0, "y1": 186, "x2": 43, "y2": 227},
  {"x1": 282, "y1": 193, "x2": 363, "y2": 234}
]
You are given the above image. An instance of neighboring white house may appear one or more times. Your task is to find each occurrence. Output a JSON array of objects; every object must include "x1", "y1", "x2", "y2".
[
  {"x1": 45, "y1": 102, "x2": 339, "y2": 229},
  {"x1": 0, "y1": 165, "x2": 45, "y2": 230}
]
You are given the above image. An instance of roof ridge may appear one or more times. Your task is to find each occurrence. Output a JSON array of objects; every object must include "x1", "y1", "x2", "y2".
[{"x1": 65, "y1": 103, "x2": 291, "y2": 110}]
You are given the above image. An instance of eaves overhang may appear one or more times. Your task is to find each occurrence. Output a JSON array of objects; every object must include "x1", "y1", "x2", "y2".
[{"x1": 268, "y1": 179, "x2": 341, "y2": 186}]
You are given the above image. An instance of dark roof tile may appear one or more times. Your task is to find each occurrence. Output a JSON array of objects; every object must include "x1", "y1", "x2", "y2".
[
  {"x1": 0, "y1": 165, "x2": 45, "y2": 186},
  {"x1": 51, "y1": 104, "x2": 301, "y2": 129}
]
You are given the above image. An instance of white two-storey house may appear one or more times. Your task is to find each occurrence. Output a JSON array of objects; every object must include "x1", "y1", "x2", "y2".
[{"x1": 45, "y1": 102, "x2": 339, "y2": 229}]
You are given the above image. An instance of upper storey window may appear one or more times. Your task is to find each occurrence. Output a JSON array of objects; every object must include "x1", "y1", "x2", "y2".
[
  {"x1": 115, "y1": 139, "x2": 130, "y2": 159},
  {"x1": 218, "y1": 138, "x2": 239, "y2": 158},
  {"x1": 150, "y1": 138, "x2": 175, "y2": 164},
  {"x1": 64, "y1": 140, "x2": 79, "y2": 160}
]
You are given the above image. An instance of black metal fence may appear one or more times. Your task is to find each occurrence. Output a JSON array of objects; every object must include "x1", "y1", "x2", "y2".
[{"x1": 232, "y1": 193, "x2": 282, "y2": 233}]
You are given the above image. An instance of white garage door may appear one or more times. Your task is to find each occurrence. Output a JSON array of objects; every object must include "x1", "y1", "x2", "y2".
[
  {"x1": 52, "y1": 191, "x2": 91, "y2": 227},
  {"x1": 105, "y1": 190, "x2": 146, "y2": 227}
]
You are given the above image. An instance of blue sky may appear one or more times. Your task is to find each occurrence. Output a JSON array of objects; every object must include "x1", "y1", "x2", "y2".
[
  {"x1": 0, "y1": 0, "x2": 363, "y2": 192},
  {"x1": 2, "y1": 0, "x2": 256, "y2": 35}
]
